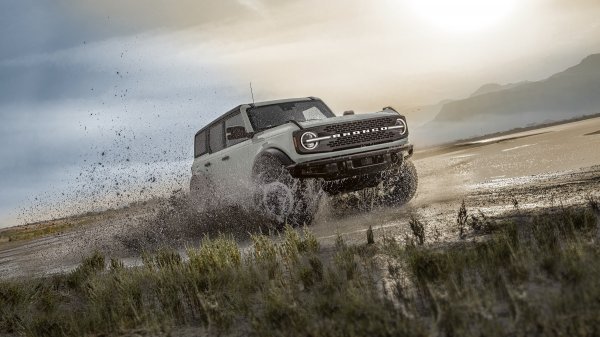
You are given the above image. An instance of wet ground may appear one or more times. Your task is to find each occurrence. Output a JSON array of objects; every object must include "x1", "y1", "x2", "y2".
[
  {"x1": 1, "y1": 117, "x2": 600, "y2": 279},
  {"x1": 312, "y1": 117, "x2": 600, "y2": 247}
]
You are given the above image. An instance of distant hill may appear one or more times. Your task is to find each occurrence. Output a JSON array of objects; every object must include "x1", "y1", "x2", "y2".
[
  {"x1": 468, "y1": 81, "x2": 531, "y2": 98},
  {"x1": 414, "y1": 54, "x2": 600, "y2": 145},
  {"x1": 400, "y1": 100, "x2": 452, "y2": 127}
]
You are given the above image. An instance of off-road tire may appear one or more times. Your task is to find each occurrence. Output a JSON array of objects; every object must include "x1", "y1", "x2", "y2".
[
  {"x1": 379, "y1": 160, "x2": 418, "y2": 206},
  {"x1": 253, "y1": 154, "x2": 320, "y2": 228}
]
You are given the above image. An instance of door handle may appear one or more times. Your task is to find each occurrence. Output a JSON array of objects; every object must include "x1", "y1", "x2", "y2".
[
  {"x1": 204, "y1": 162, "x2": 211, "y2": 167},
  {"x1": 221, "y1": 156, "x2": 230, "y2": 161}
]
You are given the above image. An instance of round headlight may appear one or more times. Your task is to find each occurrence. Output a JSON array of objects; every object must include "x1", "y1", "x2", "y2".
[
  {"x1": 396, "y1": 118, "x2": 407, "y2": 135},
  {"x1": 300, "y1": 132, "x2": 319, "y2": 150}
]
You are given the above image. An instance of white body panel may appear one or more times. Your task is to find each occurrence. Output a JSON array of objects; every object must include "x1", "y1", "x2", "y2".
[{"x1": 191, "y1": 98, "x2": 410, "y2": 205}]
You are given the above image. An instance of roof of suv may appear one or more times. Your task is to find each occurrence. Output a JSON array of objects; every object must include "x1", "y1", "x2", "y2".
[
  {"x1": 194, "y1": 97, "x2": 320, "y2": 137},
  {"x1": 250, "y1": 96, "x2": 316, "y2": 107}
]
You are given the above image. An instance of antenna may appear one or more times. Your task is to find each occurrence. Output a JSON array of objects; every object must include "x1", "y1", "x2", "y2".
[{"x1": 249, "y1": 82, "x2": 255, "y2": 104}]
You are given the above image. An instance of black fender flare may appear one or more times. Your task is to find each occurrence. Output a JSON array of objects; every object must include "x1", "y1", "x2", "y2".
[{"x1": 251, "y1": 148, "x2": 295, "y2": 178}]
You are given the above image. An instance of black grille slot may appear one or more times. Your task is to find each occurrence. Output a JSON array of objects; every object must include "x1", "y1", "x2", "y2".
[
  {"x1": 323, "y1": 117, "x2": 395, "y2": 134},
  {"x1": 329, "y1": 131, "x2": 396, "y2": 148}
]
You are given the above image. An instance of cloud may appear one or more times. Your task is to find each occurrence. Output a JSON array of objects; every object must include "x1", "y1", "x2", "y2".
[
  {"x1": 0, "y1": 0, "x2": 136, "y2": 61},
  {"x1": 0, "y1": 28, "x2": 251, "y2": 227},
  {"x1": 22, "y1": 0, "x2": 598, "y2": 110},
  {"x1": 63, "y1": 0, "x2": 268, "y2": 30}
]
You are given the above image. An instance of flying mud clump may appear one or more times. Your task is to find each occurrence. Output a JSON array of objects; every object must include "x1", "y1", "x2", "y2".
[{"x1": 114, "y1": 189, "x2": 279, "y2": 253}]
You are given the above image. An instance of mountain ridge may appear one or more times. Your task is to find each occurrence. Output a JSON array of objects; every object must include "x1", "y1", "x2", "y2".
[
  {"x1": 433, "y1": 53, "x2": 600, "y2": 123},
  {"x1": 412, "y1": 53, "x2": 600, "y2": 144}
]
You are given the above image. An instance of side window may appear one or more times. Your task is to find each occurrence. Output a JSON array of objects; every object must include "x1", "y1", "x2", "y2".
[
  {"x1": 209, "y1": 122, "x2": 225, "y2": 153},
  {"x1": 194, "y1": 131, "x2": 208, "y2": 158},
  {"x1": 225, "y1": 113, "x2": 246, "y2": 147}
]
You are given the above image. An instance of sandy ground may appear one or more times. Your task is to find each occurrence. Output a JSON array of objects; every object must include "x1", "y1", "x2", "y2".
[
  {"x1": 1, "y1": 117, "x2": 600, "y2": 279},
  {"x1": 311, "y1": 117, "x2": 600, "y2": 246}
]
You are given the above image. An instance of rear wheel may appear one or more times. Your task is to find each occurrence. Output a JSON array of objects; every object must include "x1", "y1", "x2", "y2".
[
  {"x1": 253, "y1": 154, "x2": 321, "y2": 228},
  {"x1": 379, "y1": 160, "x2": 418, "y2": 206}
]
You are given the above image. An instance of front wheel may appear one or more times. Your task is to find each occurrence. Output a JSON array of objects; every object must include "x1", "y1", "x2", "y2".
[
  {"x1": 253, "y1": 154, "x2": 321, "y2": 228},
  {"x1": 379, "y1": 160, "x2": 418, "y2": 206}
]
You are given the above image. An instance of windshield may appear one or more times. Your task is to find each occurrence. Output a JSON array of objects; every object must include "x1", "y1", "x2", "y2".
[{"x1": 247, "y1": 100, "x2": 335, "y2": 132}]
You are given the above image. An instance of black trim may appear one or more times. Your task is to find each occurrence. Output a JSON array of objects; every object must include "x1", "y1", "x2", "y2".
[
  {"x1": 208, "y1": 121, "x2": 226, "y2": 154},
  {"x1": 246, "y1": 99, "x2": 335, "y2": 133},
  {"x1": 194, "y1": 131, "x2": 209, "y2": 158},
  {"x1": 261, "y1": 148, "x2": 294, "y2": 166},
  {"x1": 194, "y1": 98, "x2": 326, "y2": 143},
  {"x1": 288, "y1": 120, "x2": 304, "y2": 130},
  {"x1": 251, "y1": 148, "x2": 295, "y2": 178},
  {"x1": 194, "y1": 105, "x2": 243, "y2": 137},
  {"x1": 381, "y1": 106, "x2": 399, "y2": 114},
  {"x1": 287, "y1": 144, "x2": 413, "y2": 180}
]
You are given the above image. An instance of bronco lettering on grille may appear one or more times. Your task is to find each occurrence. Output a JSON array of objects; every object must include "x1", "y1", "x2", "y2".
[{"x1": 305, "y1": 126, "x2": 400, "y2": 144}]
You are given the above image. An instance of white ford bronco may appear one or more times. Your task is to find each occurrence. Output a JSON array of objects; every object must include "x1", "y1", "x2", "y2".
[{"x1": 190, "y1": 97, "x2": 417, "y2": 226}]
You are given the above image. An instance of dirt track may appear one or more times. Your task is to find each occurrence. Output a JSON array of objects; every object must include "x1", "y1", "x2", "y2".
[
  {"x1": 311, "y1": 117, "x2": 600, "y2": 247},
  {"x1": 1, "y1": 117, "x2": 600, "y2": 279}
]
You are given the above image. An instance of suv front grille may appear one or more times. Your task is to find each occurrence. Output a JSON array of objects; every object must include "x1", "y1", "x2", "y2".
[
  {"x1": 325, "y1": 117, "x2": 400, "y2": 150},
  {"x1": 328, "y1": 129, "x2": 397, "y2": 148},
  {"x1": 293, "y1": 116, "x2": 408, "y2": 154}
]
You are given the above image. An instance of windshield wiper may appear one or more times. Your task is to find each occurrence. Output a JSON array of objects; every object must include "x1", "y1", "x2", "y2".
[
  {"x1": 259, "y1": 120, "x2": 304, "y2": 131},
  {"x1": 286, "y1": 120, "x2": 304, "y2": 130}
]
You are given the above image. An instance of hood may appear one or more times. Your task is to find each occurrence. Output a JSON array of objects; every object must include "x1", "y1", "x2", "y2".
[
  {"x1": 297, "y1": 111, "x2": 401, "y2": 129},
  {"x1": 255, "y1": 110, "x2": 403, "y2": 140}
]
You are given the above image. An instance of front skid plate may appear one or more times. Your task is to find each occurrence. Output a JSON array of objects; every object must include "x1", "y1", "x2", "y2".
[{"x1": 287, "y1": 144, "x2": 413, "y2": 180}]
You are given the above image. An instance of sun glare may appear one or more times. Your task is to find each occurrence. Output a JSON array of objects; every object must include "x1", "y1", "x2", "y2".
[{"x1": 407, "y1": 0, "x2": 517, "y2": 33}]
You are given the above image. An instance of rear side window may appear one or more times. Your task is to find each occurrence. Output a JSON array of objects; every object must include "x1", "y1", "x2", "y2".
[
  {"x1": 209, "y1": 122, "x2": 225, "y2": 153},
  {"x1": 225, "y1": 113, "x2": 246, "y2": 147},
  {"x1": 194, "y1": 132, "x2": 208, "y2": 158}
]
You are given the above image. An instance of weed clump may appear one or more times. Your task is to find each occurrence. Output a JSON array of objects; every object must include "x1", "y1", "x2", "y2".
[
  {"x1": 457, "y1": 200, "x2": 468, "y2": 239},
  {"x1": 66, "y1": 250, "x2": 105, "y2": 288},
  {"x1": 110, "y1": 257, "x2": 124, "y2": 271},
  {"x1": 409, "y1": 214, "x2": 426, "y2": 245},
  {"x1": 587, "y1": 195, "x2": 599, "y2": 213},
  {"x1": 366, "y1": 225, "x2": 374, "y2": 245},
  {"x1": 455, "y1": 201, "x2": 497, "y2": 238},
  {"x1": 468, "y1": 210, "x2": 497, "y2": 233}
]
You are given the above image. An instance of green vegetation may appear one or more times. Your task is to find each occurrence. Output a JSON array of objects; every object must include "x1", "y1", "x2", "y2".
[
  {"x1": 0, "y1": 221, "x2": 77, "y2": 244},
  {"x1": 1, "y1": 201, "x2": 599, "y2": 336},
  {"x1": 0, "y1": 200, "x2": 157, "y2": 245},
  {"x1": 0, "y1": 210, "x2": 120, "y2": 244}
]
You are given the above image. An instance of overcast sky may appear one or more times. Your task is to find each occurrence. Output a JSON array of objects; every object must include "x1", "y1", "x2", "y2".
[{"x1": 1, "y1": 0, "x2": 599, "y2": 227}]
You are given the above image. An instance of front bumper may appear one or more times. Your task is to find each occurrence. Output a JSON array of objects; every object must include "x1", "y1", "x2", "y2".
[{"x1": 287, "y1": 144, "x2": 413, "y2": 180}]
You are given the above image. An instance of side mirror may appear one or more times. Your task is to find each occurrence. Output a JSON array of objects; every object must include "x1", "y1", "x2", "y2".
[
  {"x1": 382, "y1": 106, "x2": 398, "y2": 113},
  {"x1": 226, "y1": 126, "x2": 253, "y2": 140}
]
